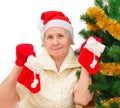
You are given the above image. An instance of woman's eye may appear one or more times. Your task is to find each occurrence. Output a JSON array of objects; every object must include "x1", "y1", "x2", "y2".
[
  {"x1": 47, "y1": 35, "x2": 53, "y2": 40},
  {"x1": 58, "y1": 34, "x2": 64, "y2": 38}
]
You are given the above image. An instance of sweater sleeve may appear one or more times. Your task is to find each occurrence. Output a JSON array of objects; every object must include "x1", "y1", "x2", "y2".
[{"x1": 16, "y1": 83, "x2": 29, "y2": 102}]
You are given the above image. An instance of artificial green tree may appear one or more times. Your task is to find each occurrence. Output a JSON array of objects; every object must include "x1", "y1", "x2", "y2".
[{"x1": 76, "y1": 0, "x2": 120, "y2": 107}]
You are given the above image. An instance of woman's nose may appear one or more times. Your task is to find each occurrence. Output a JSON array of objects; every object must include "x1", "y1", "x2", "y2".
[{"x1": 52, "y1": 37, "x2": 59, "y2": 45}]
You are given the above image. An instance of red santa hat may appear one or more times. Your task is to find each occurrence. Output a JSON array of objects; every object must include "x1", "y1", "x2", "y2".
[{"x1": 38, "y1": 11, "x2": 74, "y2": 43}]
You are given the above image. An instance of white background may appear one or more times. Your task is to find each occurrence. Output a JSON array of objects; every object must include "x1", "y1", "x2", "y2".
[{"x1": 0, "y1": 0, "x2": 94, "y2": 83}]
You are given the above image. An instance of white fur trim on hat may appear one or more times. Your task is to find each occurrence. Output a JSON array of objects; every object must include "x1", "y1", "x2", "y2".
[
  {"x1": 43, "y1": 19, "x2": 73, "y2": 35},
  {"x1": 37, "y1": 19, "x2": 74, "y2": 45}
]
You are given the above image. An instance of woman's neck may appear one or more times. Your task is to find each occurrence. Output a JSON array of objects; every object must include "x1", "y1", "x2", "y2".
[{"x1": 53, "y1": 58, "x2": 64, "y2": 72}]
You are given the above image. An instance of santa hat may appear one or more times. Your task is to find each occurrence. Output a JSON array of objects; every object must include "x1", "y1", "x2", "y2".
[{"x1": 38, "y1": 11, "x2": 74, "y2": 43}]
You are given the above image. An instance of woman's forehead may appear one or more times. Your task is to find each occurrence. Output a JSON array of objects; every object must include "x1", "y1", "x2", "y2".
[{"x1": 45, "y1": 27, "x2": 68, "y2": 34}]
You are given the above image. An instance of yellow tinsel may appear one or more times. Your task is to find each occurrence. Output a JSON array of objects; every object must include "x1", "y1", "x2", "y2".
[
  {"x1": 86, "y1": 23, "x2": 100, "y2": 31},
  {"x1": 103, "y1": 97, "x2": 120, "y2": 107},
  {"x1": 100, "y1": 62, "x2": 120, "y2": 76},
  {"x1": 86, "y1": 6, "x2": 120, "y2": 40}
]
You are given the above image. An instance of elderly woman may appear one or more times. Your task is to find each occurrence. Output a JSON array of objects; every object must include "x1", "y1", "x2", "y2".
[{"x1": 0, "y1": 11, "x2": 94, "y2": 108}]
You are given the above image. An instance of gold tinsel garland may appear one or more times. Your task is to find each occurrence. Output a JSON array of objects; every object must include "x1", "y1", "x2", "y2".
[
  {"x1": 86, "y1": 23, "x2": 100, "y2": 32},
  {"x1": 100, "y1": 62, "x2": 120, "y2": 76},
  {"x1": 103, "y1": 97, "x2": 120, "y2": 107},
  {"x1": 82, "y1": 6, "x2": 120, "y2": 108},
  {"x1": 86, "y1": 6, "x2": 120, "y2": 41}
]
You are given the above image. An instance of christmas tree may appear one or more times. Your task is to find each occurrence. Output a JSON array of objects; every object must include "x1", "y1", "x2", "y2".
[{"x1": 75, "y1": 0, "x2": 120, "y2": 107}]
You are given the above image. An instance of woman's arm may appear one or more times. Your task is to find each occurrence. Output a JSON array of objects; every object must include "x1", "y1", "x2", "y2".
[
  {"x1": 0, "y1": 43, "x2": 36, "y2": 108},
  {"x1": 0, "y1": 65, "x2": 22, "y2": 108},
  {"x1": 74, "y1": 67, "x2": 93, "y2": 106}
]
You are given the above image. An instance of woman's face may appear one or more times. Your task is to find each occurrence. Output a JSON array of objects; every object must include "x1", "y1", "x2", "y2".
[{"x1": 44, "y1": 27, "x2": 72, "y2": 60}]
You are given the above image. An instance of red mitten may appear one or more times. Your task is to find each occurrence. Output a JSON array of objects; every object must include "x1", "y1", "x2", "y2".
[
  {"x1": 17, "y1": 55, "x2": 44, "y2": 94},
  {"x1": 15, "y1": 43, "x2": 36, "y2": 66},
  {"x1": 78, "y1": 36, "x2": 105, "y2": 75}
]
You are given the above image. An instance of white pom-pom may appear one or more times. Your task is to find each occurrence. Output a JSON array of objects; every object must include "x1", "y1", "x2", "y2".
[
  {"x1": 33, "y1": 79, "x2": 39, "y2": 84},
  {"x1": 31, "y1": 83, "x2": 37, "y2": 88},
  {"x1": 90, "y1": 63, "x2": 95, "y2": 69},
  {"x1": 92, "y1": 59, "x2": 97, "y2": 65}
]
